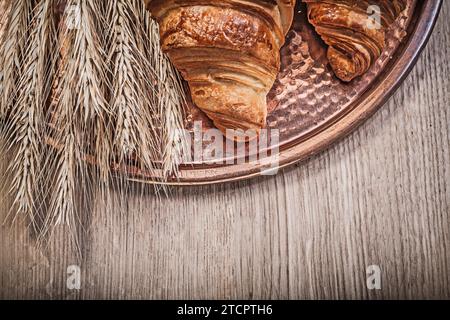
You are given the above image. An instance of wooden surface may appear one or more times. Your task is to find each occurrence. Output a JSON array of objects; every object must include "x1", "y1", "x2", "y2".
[{"x1": 1, "y1": 3, "x2": 449, "y2": 300}]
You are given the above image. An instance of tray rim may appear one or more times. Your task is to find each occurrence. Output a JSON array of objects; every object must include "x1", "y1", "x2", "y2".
[{"x1": 130, "y1": 0, "x2": 443, "y2": 186}]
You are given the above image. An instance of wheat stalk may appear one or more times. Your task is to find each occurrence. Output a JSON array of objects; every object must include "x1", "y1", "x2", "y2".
[
  {"x1": 156, "y1": 47, "x2": 188, "y2": 179},
  {"x1": 2, "y1": 0, "x2": 57, "y2": 231},
  {"x1": 65, "y1": 0, "x2": 109, "y2": 122},
  {"x1": 51, "y1": 0, "x2": 110, "y2": 174},
  {"x1": 108, "y1": 0, "x2": 188, "y2": 180},
  {"x1": 68, "y1": 0, "x2": 111, "y2": 184},
  {"x1": 0, "y1": 0, "x2": 10, "y2": 29},
  {"x1": 106, "y1": 0, "x2": 158, "y2": 175},
  {"x1": 0, "y1": 0, "x2": 11, "y2": 67},
  {"x1": 0, "y1": 0, "x2": 190, "y2": 246},
  {"x1": 0, "y1": 0, "x2": 31, "y2": 119},
  {"x1": 0, "y1": 0, "x2": 11, "y2": 134},
  {"x1": 42, "y1": 0, "x2": 110, "y2": 241},
  {"x1": 135, "y1": 5, "x2": 188, "y2": 179},
  {"x1": 153, "y1": 29, "x2": 187, "y2": 178},
  {"x1": 39, "y1": 6, "x2": 76, "y2": 239}
]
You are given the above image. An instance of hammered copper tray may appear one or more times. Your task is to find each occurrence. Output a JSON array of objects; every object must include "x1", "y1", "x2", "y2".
[
  {"x1": 126, "y1": 0, "x2": 441, "y2": 186},
  {"x1": 4, "y1": 1, "x2": 437, "y2": 186}
]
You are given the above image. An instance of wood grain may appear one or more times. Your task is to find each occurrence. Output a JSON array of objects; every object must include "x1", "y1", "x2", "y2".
[{"x1": 0, "y1": 2, "x2": 449, "y2": 300}]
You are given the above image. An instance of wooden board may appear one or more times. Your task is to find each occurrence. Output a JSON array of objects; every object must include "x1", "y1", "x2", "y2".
[{"x1": 0, "y1": 1, "x2": 449, "y2": 299}]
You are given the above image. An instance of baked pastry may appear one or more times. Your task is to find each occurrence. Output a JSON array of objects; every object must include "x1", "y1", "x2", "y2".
[
  {"x1": 146, "y1": 0, "x2": 296, "y2": 140},
  {"x1": 304, "y1": 0, "x2": 407, "y2": 82}
]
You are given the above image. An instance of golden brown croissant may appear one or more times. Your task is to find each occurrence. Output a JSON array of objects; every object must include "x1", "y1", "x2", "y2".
[
  {"x1": 146, "y1": 0, "x2": 296, "y2": 140},
  {"x1": 304, "y1": 0, "x2": 407, "y2": 82}
]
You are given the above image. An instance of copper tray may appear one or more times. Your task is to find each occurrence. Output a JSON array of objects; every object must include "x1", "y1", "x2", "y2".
[
  {"x1": 127, "y1": 0, "x2": 442, "y2": 186},
  {"x1": 2, "y1": 1, "x2": 441, "y2": 186}
]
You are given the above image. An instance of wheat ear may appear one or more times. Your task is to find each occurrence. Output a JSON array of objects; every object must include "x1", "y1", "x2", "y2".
[
  {"x1": 1, "y1": 0, "x2": 57, "y2": 231},
  {"x1": 106, "y1": 0, "x2": 158, "y2": 175},
  {"x1": 70, "y1": 0, "x2": 111, "y2": 183},
  {"x1": 135, "y1": 5, "x2": 188, "y2": 179},
  {"x1": 152, "y1": 22, "x2": 187, "y2": 179},
  {"x1": 0, "y1": 0, "x2": 12, "y2": 82},
  {"x1": 42, "y1": 0, "x2": 110, "y2": 241}
]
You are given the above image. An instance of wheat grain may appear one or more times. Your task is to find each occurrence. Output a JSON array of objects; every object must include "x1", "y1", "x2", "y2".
[
  {"x1": 0, "y1": 0, "x2": 57, "y2": 233},
  {"x1": 135, "y1": 5, "x2": 188, "y2": 179},
  {"x1": 43, "y1": 0, "x2": 110, "y2": 241},
  {"x1": 0, "y1": 0, "x2": 31, "y2": 119},
  {"x1": 0, "y1": 1, "x2": 12, "y2": 76},
  {"x1": 150, "y1": 20, "x2": 187, "y2": 179},
  {"x1": 106, "y1": 0, "x2": 158, "y2": 175}
]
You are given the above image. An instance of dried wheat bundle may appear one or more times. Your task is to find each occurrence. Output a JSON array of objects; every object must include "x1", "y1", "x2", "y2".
[
  {"x1": 42, "y1": 0, "x2": 110, "y2": 238},
  {"x1": 0, "y1": 0, "x2": 57, "y2": 233},
  {"x1": 0, "y1": 0, "x2": 189, "y2": 244},
  {"x1": 0, "y1": 1, "x2": 12, "y2": 124},
  {"x1": 106, "y1": 0, "x2": 159, "y2": 174},
  {"x1": 0, "y1": 0, "x2": 32, "y2": 119},
  {"x1": 151, "y1": 20, "x2": 187, "y2": 179},
  {"x1": 133, "y1": 2, "x2": 188, "y2": 179},
  {"x1": 0, "y1": 0, "x2": 9, "y2": 31},
  {"x1": 10, "y1": 0, "x2": 55, "y2": 225},
  {"x1": 0, "y1": 0, "x2": 11, "y2": 83}
]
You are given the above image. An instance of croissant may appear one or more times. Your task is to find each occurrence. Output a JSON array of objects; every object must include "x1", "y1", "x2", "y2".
[
  {"x1": 304, "y1": 0, "x2": 407, "y2": 82},
  {"x1": 146, "y1": 0, "x2": 296, "y2": 140}
]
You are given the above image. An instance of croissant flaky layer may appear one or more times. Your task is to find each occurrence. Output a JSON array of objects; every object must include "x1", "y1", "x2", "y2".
[
  {"x1": 304, "y1": 0, "x2": 407, "y2": 82},
  {"x1": 146, "y1": 0, "x2": 295, "y2": 139}
]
